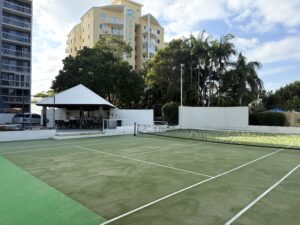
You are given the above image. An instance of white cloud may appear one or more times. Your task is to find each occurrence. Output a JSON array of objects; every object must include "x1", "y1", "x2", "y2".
[
  {"x1": 260, "y1": 66, "x2": 296, "y2": 77},
  {"x1": 233, "y1": 37, "x2": 260, "y2": 51},
  {"x1": 246, "y1": 37, "x2": 300, "y2": 64},
  {"x1": 256, "y1": 0, "x2": 300, "y2": 28}
]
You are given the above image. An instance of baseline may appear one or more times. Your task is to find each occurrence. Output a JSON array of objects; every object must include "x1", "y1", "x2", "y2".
[
  {"x1": 0, "y1": 136, "x2": 145, "y2": 152},
  {"x1": 0, "y1": 136, "x2": 151, "y2": 155}
]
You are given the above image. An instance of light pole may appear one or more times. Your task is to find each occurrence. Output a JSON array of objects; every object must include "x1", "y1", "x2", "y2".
[
  {"x1": 53, "y1": 95, "x2": 56, "y2": 129},
  {"x1": 196, "y1": 65, "x2": 200, "y2": 105},
  {"x1": 180, "y1": 64, "x2": 184, "y2": 106}
]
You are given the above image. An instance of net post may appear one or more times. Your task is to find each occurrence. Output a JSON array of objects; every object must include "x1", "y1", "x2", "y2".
[{"x1": 134, "y1": 122, "x2": 137, "y2": 136}]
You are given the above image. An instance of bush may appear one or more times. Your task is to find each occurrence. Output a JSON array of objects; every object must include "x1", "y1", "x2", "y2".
[
  {"x1": 249, "y1": 112, "x2": 286, "y2": 126},
  {"x1": 162, "y1": 102, "x2": 179, "y2": 125}
]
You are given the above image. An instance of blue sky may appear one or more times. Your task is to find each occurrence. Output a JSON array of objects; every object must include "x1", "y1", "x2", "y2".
[{"x1": 32, "y1": 0, "x2": 300, "y2": 94}]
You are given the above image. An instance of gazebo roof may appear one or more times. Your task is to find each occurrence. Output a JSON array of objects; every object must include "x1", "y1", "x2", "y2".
[{"x1": 37, "y1": 84, "x2": 115, "y2": 108}]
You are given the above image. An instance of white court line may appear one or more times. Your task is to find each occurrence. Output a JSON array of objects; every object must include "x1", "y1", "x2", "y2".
[
  {"x1": 75, "y1": 146, "x2": 213, "y2": 178},
  {"x1": 126, "y1": 143, "x2": 199, "y2": 157},
  {"x1": 224, "y1": 163, "x2": 300, "y2": 225},
  {"x1": 0, "y1": 137, "x2": 149, "y2": 155},
  {"x1": 99, "y1": 148, "x2": 284, "y2": 225},
  {"x1": 0, "y1": 136, "x2": 145, "y2": 152}
]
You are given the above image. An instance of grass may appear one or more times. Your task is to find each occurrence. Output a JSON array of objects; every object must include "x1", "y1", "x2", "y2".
[{"x1": 0, "y1": 134, "x2": 300, "y2": 225}]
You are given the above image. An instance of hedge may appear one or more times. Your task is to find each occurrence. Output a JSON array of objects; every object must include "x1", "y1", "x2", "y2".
[
  {"x1": 249, "y1": 112, "x2": 286, "y2": 126},
  {"x1": 162, "y1": 102, "x2": 179, "y2": 125}
]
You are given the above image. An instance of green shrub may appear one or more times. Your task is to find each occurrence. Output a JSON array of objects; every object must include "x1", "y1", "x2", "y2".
[
  {"x1": 162, "y1": 102, "x2": 179, "y2": 125},
  {"x1": 249, "y1": 112, "x2": 286, "y2": 126}
]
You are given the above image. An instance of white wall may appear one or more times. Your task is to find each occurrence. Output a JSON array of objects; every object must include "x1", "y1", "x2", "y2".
[
  {"x1": 179, "y1": 106, "x2": 249, "y2": 129},
  {"x1": 0, "y1": 130, "x2": 56, "y2": 142},
  {"x1": 110, "y1": 108, "x2": 154, "y2": 126},
  {"x1": 46, "y1": 108, "x2": 72, "y2": 128},
  {"x1": 0, "y1": 113, "x2": 15, "y2": 124},
  {"x1": 31, "y1": 104, "x2": 42, "y2": 114}
]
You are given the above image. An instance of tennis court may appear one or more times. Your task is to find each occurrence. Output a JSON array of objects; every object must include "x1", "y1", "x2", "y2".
[{"x1": 1, "y1": 131, "x2": 300, "y2": 225}]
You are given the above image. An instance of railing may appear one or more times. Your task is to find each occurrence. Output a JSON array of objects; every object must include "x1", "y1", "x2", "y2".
[
  {"x1": 2, "y1": 16, "x2": 31, "y2": 29},
  {"x1": 2, "y1": 32, "x2": 31, "y2": 44},
  {"x1": 1, "y1": 63, "x2": 30, "y2": 73},
  {"x1": 151, "y1": 30, "x2": 159, "y2": 37},
  {"x1": 143, "y1": 28, "x2": 159, "y2": 37},
  {"x1": 102, "y1": 18, "x2": 123, "y2": 25},
  {"x1": 2, "y1": 48, "x2": 30, "y2": 59},
  {"x1": 103, "y1": 29, "x2": 123, "y2": 36},
  {"x1": 3, "y1": 1, "x2": 32, "y2": 15},
  {"x1": 0, "y1": 79, "x2": 30, "y2": 88},
  {"x1": 0, "y1": 95, "x2": 30, "y2": 104}
]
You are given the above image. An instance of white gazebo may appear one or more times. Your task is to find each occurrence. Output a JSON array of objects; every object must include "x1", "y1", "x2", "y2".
[{"x1": 37, "y1": 84, "x2": 115, "y2": 129}]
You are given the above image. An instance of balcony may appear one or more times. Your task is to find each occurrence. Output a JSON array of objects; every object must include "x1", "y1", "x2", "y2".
[
  {"x1": 2, "y1": 48, "x2": 31, "y2": 59},
  {"x1": 103, "y1": 29, "x2": 123, "y2": 36},
  {"x1": 0, "y1": 79, "x2": 30, "y2": 89},
  {"x1": 2, "y1": 16, "x2": 31, "y2": 30},
  {"x1": 0, "y1": 95, "x2": 30, "y2": 104},
  {"x1": 102, "y1": 18, "x2": 123, "y2": 25},
  {"x1": 143, "y1": 29, "x2": 159, "y2": 38},
  {"x1": 3, "y1": 1, "x2": 32, "y2": 16},
  {"x1": 1, "y1": 63, "x2": 30, "y2": 74},
  {"x1": 2, "y1": 32, "x2": 31, "y2": 45}
]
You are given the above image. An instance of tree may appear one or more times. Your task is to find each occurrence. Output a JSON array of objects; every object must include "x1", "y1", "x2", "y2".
[
  {"x1": 263, "y1": 81, "x2": 300, "y2": 110},
  {"x1": 52, "y1": 36, "x2": 144, "y2": 108},
  {"x1": 33, "y1": 90, "x2": 55, "y2": 98},
  {"x1": 223, "y1": 53, "x2": 263, "y2": 106},
  {"x1": 286, "y1": 96, "x2": 300, "y2": 111},
  {"x1": 95, "y1": 35, "x2": 132, "y2": 60},
  {"x1": 32, "y1": 90, "x2": 56, "y2": 104},
  {"x1": 145, "y1": 32, "x2": 239, "y2": 108}
]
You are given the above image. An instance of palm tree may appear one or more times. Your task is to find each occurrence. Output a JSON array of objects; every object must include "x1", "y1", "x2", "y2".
[{"x1": 226, "y1": 53, "x2": 263, "y2": 106}]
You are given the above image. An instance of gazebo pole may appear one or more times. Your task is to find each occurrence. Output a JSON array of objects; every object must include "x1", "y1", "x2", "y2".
[
  {"x1": 99, "y1": 106, "x2": 103, "y2": 131},
  {"x1": 53, "y1": 95, "x2": 56, "y2": 129},
  {"x1": 80, "y1": 106, "x2": 83, "y2": 129},
  {"x1": 42, "y1": 106, "x2": 47, "y2": 129}
]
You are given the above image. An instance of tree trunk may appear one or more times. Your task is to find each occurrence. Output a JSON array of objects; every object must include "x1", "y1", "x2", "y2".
[{"x1": 238, "y1": 95, "x2": 243, "y2": 106}]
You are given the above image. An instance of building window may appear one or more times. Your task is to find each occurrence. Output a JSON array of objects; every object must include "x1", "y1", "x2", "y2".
[
  {"x1": 100, "y1": 24, "x2": 105, "y2": 29},
  {"x1": 111, "y1": 16, "x2": 116, "y2": 23},
  {"x1": 100, "y1": 13, "x2": 107, "y2": 20},
  {"x1": 157, "y1": 39, "x2": 160, "y2": 44},
  {"x1": 157, "y1": 30, "x2": 160, "y2": 34}
]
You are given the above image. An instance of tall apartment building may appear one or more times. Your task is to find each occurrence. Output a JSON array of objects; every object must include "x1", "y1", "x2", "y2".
[
  {"x1": 66, "y1": 0, "x2": 164, "y2": 70},
  {"x1": 0, "y1": 0, "x2": 32, "y2": 113}
]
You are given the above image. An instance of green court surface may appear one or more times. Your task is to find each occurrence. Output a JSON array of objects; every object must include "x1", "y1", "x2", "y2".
[
  {"x1": 0, "y1": 135, "x2": 300, "y2": 225},
  {"x1": 0, "y1": 156, "x2": 104, "y2": 225}
]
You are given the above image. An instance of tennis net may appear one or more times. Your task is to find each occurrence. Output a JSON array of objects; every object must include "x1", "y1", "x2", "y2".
[{"x1": 135, "y1": 124, "x2": 300, "y2": 150}]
